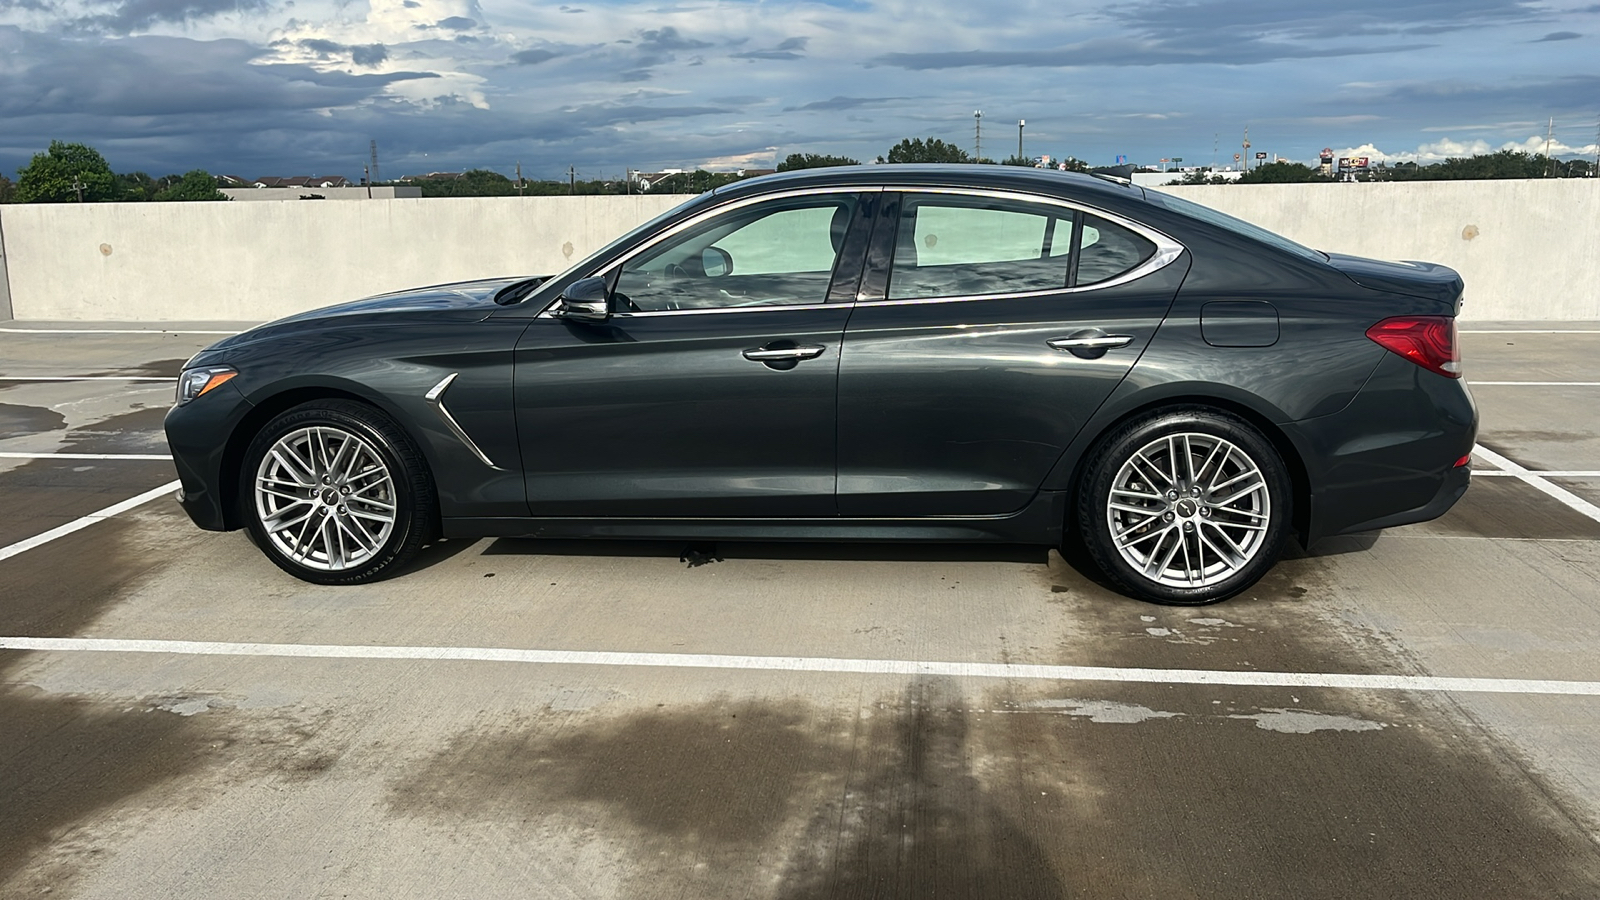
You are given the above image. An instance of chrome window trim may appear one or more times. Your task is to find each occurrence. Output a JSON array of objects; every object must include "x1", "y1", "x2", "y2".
[
  {"x1": 535, "y1": 183, "x2": 1187, "y2": 318},
  {"x1": 864, "y1": 186, "x2": 1185, "y2": 306},
  {"x1": 537, "y1": 186, "x2": 879, "y2": 320}
]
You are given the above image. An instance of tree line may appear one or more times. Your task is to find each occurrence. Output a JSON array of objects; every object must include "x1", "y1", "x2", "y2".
[
  {"x1": 6, "y1": 139, "x2": 1591, "y2": 204},
  {"x1": 2, "y1": 141, "x2": 229, "y2": 203},
  {"x1": 1173, "y1": 149, "x2": 1595, "y2": 185}
]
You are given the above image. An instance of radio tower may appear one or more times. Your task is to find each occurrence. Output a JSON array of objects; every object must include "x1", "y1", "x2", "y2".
[
  {"x1": 369, "y1": 140, "x2": 380, "y2": 185},
  {"x1": 973, "y1": 110, "x2": 983, "y2": 162}
]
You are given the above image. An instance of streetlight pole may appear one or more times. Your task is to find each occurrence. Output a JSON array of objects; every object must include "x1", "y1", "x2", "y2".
[{"x1": 1018, "y1": 120, "x2": 1025, "y2": 162}]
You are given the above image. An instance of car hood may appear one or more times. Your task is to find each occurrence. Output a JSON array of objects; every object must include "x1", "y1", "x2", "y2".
[
  {"x1": 1325, "y1": 253, "x2": 1463, "y2": 309},
  {"x1": 203, "y1": 276, "x2": 538, "y2": 352}
]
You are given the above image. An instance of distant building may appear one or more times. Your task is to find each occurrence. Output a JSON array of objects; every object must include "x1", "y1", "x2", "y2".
[{"x1": 250, "y1": 175, "x2": 354, "y2": 189}]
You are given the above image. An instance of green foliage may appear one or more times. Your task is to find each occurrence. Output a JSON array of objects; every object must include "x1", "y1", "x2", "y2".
[
  {"x1": 416, "y1": 169, "x2": 517, "y2": 197},
  {"x1": 775, "y1": 153, "x2": 860, "y2": 171},
  {"x1": 877, "y1": 138, "x2": 971, "y2": 164},
  {"x1": 154, "y1": 169, "x2": 229, "y2": 201},
  {"x1": 999, "y1": 155, "x2": 1035, "y2": 167},
  {"x1": 0, "y1": 175, "x2": 14, "y2": 204},
  {"x1": 16, "y1": 141, "x2": 115, "y2": 202},
  {"x1": 1235, "y1": 161, "x2": 1328, "y2": 184},
  {"x1": 114, "y1": 171, "x2": 159, "y2": 202},
  {"x1": 1382, "y1": 149, "x2": 1589, "y2": 180},
  {"x1": 1172, "y1": 169, "x2": 1234, "y2": 186}
]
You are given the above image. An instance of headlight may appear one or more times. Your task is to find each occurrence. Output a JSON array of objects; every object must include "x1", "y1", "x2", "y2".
[{"x1": 176, "y1": 366, "x2": 238, "y2": 404}]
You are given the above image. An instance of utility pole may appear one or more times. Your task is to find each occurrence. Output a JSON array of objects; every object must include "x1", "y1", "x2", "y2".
[
  {"x1": 569, "y1": 166, "x2": 576, "y2": 195},
  {"x1": 516, "y1": 161, "x2": 524, "y2": 196},
  {"x1": 1544, "y1": 117, "x2": 1555, "y2": 177},
  {"x1": 1018, "y1": 119, "x2": 1025, "y2": 162},
  {"x1": 363, "y1": 163, "x2": 372, "y2": 198},
  {"x1": 1242, "y1": 127, "x2": 1251, "y2": 171},
  {"x1": 369, "y1": 140, "x2": 380, "y2": 185},
  {"x1": 973, "y1": 110, "x2": 983, "y2": 162},
  {"x1": 71, "y1": 174, "x2": 86, "y2": 203},
  {"x1": 1212, "y1": 132, "x2": 1219, "y2": 170}
]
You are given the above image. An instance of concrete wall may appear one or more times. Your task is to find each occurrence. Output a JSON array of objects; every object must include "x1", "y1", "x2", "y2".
[
  {"x1": 1154, "y1": 179, "x2": 1600, "y2": 321},
  {"x1": 0, "y1": 180, "x2": 1595, "y2": 322},
  {"x1": 0, "y1": 194, "x2": 682, "y2": 321}
]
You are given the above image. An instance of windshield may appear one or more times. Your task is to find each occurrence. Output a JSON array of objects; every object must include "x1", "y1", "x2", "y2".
[
  {"x1": 532, "y1": 192, "x2": 713, "y2": 293},
  {"x1": 1142, "y1": 190, "x2": 1326, "y2": 262}
]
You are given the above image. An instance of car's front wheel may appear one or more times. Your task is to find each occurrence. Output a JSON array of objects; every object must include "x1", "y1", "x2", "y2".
[
  {"x1": 1076, "y1": 406, "x2": 1292, "y2": 605},
  {"x1": 240, "y1": 399, "x2": 437, "y2": 585}
]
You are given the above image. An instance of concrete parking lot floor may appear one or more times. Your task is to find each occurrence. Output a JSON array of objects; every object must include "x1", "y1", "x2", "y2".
[{"x1": 2, "y1": 321, "x2": 1600, "y2": 898}]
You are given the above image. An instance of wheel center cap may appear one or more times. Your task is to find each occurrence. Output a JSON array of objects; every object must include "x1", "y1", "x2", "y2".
[
  {"x1": 321, "y1": 487, "x2": 341, "y2": 505},
  {"x1": 1175, "y1": 498, "x2": 1199, "y2": 518}
]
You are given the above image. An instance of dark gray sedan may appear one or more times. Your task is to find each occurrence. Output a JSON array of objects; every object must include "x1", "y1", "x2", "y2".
[{"x1": 165, "y1": 165, "x2": 1476, "y2": 604}]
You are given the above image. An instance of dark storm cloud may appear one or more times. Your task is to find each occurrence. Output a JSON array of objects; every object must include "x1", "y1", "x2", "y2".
[
  {"x1": 784, "y1": 95, "x2": 904, "y2": 112},
  {"x1": 510, "y1": 48, "x2": 558, "y2": 64},
  {"x1": 876, "y1": 36, "x2": 1433, "y2": 69},
  {"x1": 732, "y1": 36, "x2": 808, "y2": 60},
  {"x1": 1355, "y1": 74, "x2": 1600, "y2": 111},
  {"x1": 0, "y1": 28, "x2": 433, "y2": 119},
  {"x1": 1118, "y1": 0, "x2": 1541, "y2": 40},
  {"x1": 1532, "y1": 30, "x2": 1582, "y2": 40},
  {"x1": 71, "y1": 0, "x2": 268, "y2": 34},
  {"x1": 350, "y1": 43, "x2": 387, "y2": 66},
  {"x1": 637, "y1": 26, "x2": 711, "y2": 52}
]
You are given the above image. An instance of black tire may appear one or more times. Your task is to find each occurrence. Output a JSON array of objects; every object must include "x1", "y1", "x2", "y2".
[
  {"x1": 1075, "y1": 405, "x2": 1292, "y2": 605},
  {"x1": 239, "y1": 399, "x2": 437, "y2": 585}
]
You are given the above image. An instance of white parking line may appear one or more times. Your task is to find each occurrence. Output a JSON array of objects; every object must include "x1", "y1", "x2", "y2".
[
  {"x1": 0, "y1": 327, "x2": 241, "y2": 335},
  {"x1": 0, "y1": 376, "x2": 172, "y2": 382},
  {"x1": 1474, "y1": 444, "x2": 1600, "y2": 524},
  {"x1": 1475, "y1": 470, "x2": 1600, "y2": 478},
  {"x1": 2, "y1": 636, "x2": 1598, "y2": 697},
  {"x1": 0, "y1": 452, "x2": 173, "y2": 460},
  {"x1": 0, "y1": 480, "x2": 180, "y2": 563}
]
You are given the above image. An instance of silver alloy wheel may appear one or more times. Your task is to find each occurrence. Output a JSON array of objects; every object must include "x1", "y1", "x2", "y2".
[
  {"x1": 1105, "y1": 432, "x2": 1271, "y2": 589},
  {"x1": 253, "y1": 425, "x2": 397, "y2": 572}
]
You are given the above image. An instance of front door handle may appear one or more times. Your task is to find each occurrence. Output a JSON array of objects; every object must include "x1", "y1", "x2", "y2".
[
  {"x1": 1048, "y1": 330, "x2": 1135, "y2": 360},
  {"x1": 742, "y1": 345, "x2": 826, "y2": 362}
]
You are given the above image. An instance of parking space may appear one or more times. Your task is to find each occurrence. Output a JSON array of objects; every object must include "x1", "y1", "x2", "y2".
[{"x1": 3, "y1": 323, "x2": 1600, "y2": 898}]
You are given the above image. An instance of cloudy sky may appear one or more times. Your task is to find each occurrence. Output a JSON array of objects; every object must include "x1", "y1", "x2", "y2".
[{"x1": 2, "y1": 0, "x2": 1598, "y2": 181}]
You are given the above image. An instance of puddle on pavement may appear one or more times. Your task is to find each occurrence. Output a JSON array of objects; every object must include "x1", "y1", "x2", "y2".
[
  {"x1": 387, "y1": 665, "x2": 1600, "y2": 898},
  {"x1": 0, "y1": 402, "x2": 67, "y2": 441}
]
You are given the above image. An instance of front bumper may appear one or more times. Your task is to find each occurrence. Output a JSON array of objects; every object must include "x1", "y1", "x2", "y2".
[{"x1": 164, "y1": 379, "x2": 255, "y2": 531}]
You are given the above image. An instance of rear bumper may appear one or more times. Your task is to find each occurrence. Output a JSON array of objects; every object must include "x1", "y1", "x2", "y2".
[{"x1": 1288, "y1": 352, "x2": 1477, "y2": 546}]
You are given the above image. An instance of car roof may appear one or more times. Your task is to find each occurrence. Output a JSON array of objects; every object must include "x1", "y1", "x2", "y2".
[{"x1": 711, "y1": 163, "x2": 1148, "y2": 208}]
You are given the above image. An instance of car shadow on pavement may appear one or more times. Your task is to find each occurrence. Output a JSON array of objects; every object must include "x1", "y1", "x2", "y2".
[{"x1": 479, "y1": 537, "x2": 1053, "y2": 565}]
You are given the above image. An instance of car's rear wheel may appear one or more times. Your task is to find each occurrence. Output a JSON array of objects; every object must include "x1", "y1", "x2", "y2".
[
  {"x1": 1076, "y1": 406, "x2": 1291, "y2": 605},
  {"x1": 240, "y1": 400, "x2": 436, "y2": 585}
]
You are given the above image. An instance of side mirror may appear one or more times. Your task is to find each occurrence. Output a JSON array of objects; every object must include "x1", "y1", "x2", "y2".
[
  {"x1": 554, "y1": 275, "x2": 611, "y2": 322},
  {"x1": 702, "y1": 247, "x2": 732, "y2": 278}
]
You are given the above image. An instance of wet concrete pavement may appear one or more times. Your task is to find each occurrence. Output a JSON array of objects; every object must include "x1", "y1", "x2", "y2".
[{"x1": 2, "y1": 322, "x2": 1599, "y2": 898}]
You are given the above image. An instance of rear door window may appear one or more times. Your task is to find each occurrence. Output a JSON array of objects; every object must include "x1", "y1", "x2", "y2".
[
  {"x1": 1075, "y1": 215, "x2": 1157, "y2": 286},
  {"x1": 885, "y1": 194, "x2": 1164, "y2": 300},
  {"x1": 887, "y1": 195, "x2": 1071, "y2": 300}
]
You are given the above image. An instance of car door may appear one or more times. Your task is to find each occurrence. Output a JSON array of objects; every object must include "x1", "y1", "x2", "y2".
[
  {"x1": 836, "y1": 190, "x2": 1190, "y2": 517},
  {"x1": 515, "y1": 189, "x2": 873, "y2": 517}
]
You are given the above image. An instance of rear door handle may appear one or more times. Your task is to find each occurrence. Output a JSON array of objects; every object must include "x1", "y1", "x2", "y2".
[
  {"x1": 743, "y1": 345, "x2": 826, "y2": 362},
  {"x1": 1047, "y1": 335, "x2": 1134, "y2": 351}
]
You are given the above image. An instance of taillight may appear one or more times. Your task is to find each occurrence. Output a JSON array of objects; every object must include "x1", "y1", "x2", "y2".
[{"x1": 1366, "y1": 316, "x2": 1461, "y2": 379}]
